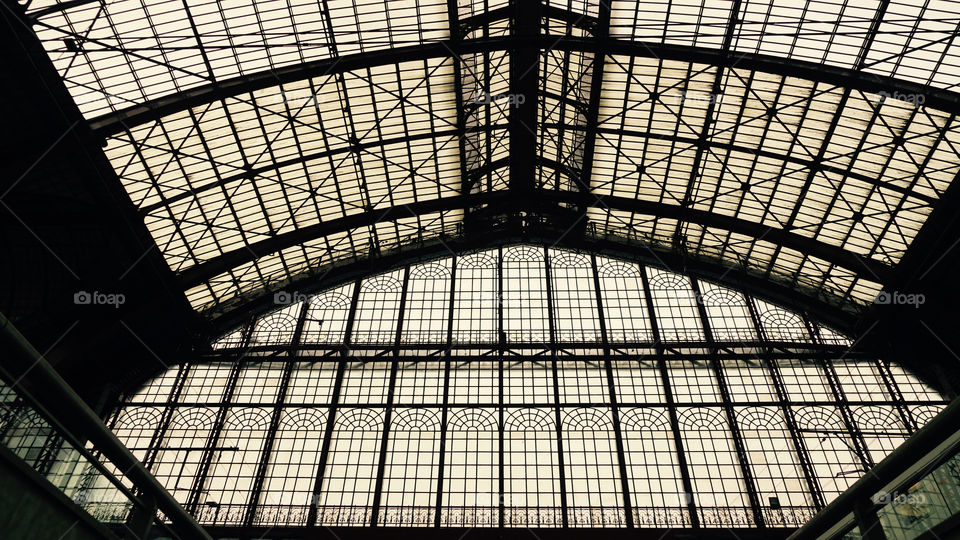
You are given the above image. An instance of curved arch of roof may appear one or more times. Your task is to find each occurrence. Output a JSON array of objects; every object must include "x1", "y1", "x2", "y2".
[
  {"x1": 121, "y1": 118, "x2": 935, "y2": 217},
  {"x1": 177, "y1": 189, "x2": 892, "y2": 287},
  {"x1": 89, "y1": 38, "x2": 960, "y2": 134},
  {"x1": 29, "y1": 0, "x2": 960, "y2": 124},
  {"x1": 29, "y1": 0, "x2": 960, "y2": 316},
  {"x1": 201, "y1": 234, "x2": 862, "y2": 341},
  {"x1": 87, "y1": 37, "x2": 960, "y2": 316}
]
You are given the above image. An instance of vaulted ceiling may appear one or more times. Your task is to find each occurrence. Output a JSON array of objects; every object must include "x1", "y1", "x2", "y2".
[{"x1": 17, "y1": 0, "x2": 960, "y2": 330}]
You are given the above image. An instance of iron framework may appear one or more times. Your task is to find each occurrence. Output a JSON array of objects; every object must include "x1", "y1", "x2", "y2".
[
  {"x1": 15, "y1": 0, "x2": 960, "y2": 320},
  {"x1": 104, "y1": 245, "x2": 947, "y2": 530}
]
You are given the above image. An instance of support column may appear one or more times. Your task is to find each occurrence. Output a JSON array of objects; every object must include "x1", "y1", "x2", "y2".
[
  {"x1": 434, "y1": 256, "x2": 456, "y2": 526},
  {"x1": 690, "y1": 278, "x2": 766, "y2": 528},
  {"x1": 640, "y1": 264, "x2": 700, "y2": 528},
  {"x1": 370, "y1": 267, "x2": 409, "y2": 526},
  {"x1": 497, "y1": 247, "x2": 506, "y2": 528},
  {"x1": 591, "y1": 254, "x2": 634, "y2": 527},
  {"x1": 307, "y1": 278, "x2": 362, "y2": 526}
]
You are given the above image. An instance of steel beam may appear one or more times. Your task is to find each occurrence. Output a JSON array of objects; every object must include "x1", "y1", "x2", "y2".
[
  {"x1": 592, "y1": 254, "x2": 635, "y2": 527},
  {"x1": 690, "y1": 277, "x2": 766, "y2": 528},
  {"x1": 570, "y1": 0, "x2": 609, "y2": 208},
  {"x1": 674, "y1": 0, "x2": 743, "y2": 240},
  {"x1": 89, "y1": 38, "x2": 960, "y2": 136},
  {"x1": 508, "y1": 0, "x2": 541, "y2": 193},
  {"x1": 176, "y1": 191, "x2": 892, "y2": 289}
]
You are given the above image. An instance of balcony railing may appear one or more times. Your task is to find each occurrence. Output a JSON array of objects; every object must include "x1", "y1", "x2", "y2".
[{"x1": 0, "y1": 312, "x2": 210, "y2": 540}]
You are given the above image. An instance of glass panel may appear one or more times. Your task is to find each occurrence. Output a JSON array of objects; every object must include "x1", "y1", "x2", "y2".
[
  {"x1": 678, "y1": 407, "x2": 752, "y2": 527},
  {"x1": 301, "y1": 283, "x2": 354, "y2": 344},
  {"x1": 503, "y1": 246, "x2": 549, "y2": 343},
  {"x1": 549, "y1": 249, "x2": 601, "y2": 342},
  {"x1": 402, "y1": 259, "x2": 452, "y2": 344},
  {"x1": 378, "y1": 408, "x2": 442, "y2": 526},
  {"x1": 562, "y1": 408, "x2": 624, "y2": 527},
  {"x1": 699, "y1": 280, "x2": 758, "y2": 342},
  {"x1": 620, "y1": 407, "x2": 691, "y2": 527},
  {"x1": 353, "y1": 270, "x2": 404, "y2": 344},
  {"x1": 316, "y1": 408, "x2": 385, "y2": 526},
  {"x1": 256, "y1": 408, "x2": 326, "y2": 525},
  {"x1": 441, "y1": 408, "x2": 499, "y2": 527},
  {"x1": 596, "y1": 257, "x2": 653, "y2": 343},
  {"x1": 453, "y1": 250, "x2": 499, "y2": 344},
  {"x1": 646, "y1": 268, "x2": 704, "y2": 342},
  {"x1": 503, "y1": 408, "x2": 562, "y2": 527}
]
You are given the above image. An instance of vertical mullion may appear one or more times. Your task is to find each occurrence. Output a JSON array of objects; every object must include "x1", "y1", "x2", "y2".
[
  {"x1": 550, "y1": 359, "x2": 569, "y2": 528},
  {"x1": 591, "y1": 254, "x2": 634, "y2": 527},
  {"x1": 370, "y1": 266, "x2": 409, "y2": 526},
  {"x1": 640, "y1": 264, "x2": 700, "y2": 528},
  {"x1": 874, "y1": 359, "x2": 917, "y2": 433},
  {"x1": 307, "y1": 278, "x2": 362, "y2": 526},
  {"x1": 543, "y1": 246, "x2": 557, "y2": 351},
  {"x1": 434, "y1": 359, "x2": 452, "y2": 526},
  {"x1": 804, "y1": 316, "x2": 875, "y2": 472},
  {"x1": 544, "y1": 247, "x2": 569, "y2": 527},
  {"x1": 498, "y1": 246, "x2": 505, "y2": 352},
  {"x1": 434, "y1": 256, "x2": 456, "y2": 526},
  {"x1": 745, "y1": 296, "x2": 825, "y2": 511},
  {"x1": 243, "y1": 300, "x2": 309, "y2": 525},
  {"x1": 369, "y1": 361, "x2": 399, "y2": 527},
  {"x1": 690, "y1": 278, "x2": 766, "y2": 528},
  {"x1": 497, "y1": 247, "x2": 505, "y2": 528}
]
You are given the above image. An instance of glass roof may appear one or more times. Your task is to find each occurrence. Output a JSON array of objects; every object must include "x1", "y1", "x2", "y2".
[
  {"x1": 19, "y1": 0, "x2": 960, "y2": 315},
  {"x1": 25, "y1": 0, "x2": 960, "y2": 117}
]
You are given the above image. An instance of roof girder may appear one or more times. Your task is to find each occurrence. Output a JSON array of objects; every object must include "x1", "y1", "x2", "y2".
[
  {"x1": 176, "y1": 188, "x2": 893, "y2": 288},
  {"x1": 89, "y1": 37, "x2": 960, "y2": 136},
  {"x1": 202, "y1": 232, "x2": 860, "y2": 338}
]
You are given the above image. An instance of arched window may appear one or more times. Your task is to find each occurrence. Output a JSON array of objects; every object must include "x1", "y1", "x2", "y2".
[{"x1": 112, "y1": 245, "x2": 947, "y2": 529}]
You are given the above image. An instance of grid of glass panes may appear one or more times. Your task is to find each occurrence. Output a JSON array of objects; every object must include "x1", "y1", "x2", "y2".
[
  {"x1": 211, "y1": 245, "x2": 857, "y2": 353},
  {"x1": 115, "y1": 360, "x2": 944, "y2": 528},
  {"x1": 111, "y1": 247, "x2": 948, "y2": 529}
]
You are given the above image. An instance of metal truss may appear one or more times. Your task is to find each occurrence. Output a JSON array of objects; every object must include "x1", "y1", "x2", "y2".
[
  {"x1": 17, "y1": 0, "x2": 960, "y2": 375},
  {"x1": 78, "y1": 24, "x2": 960, "y2": 316},
  {"x1": 88, "y1": 37, "x2": 960, "y2": 136}
]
